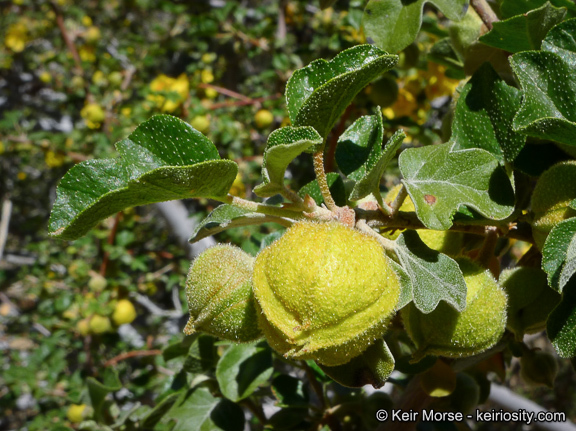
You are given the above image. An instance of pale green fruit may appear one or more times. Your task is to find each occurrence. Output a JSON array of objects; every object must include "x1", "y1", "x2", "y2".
[
  {"x1": 384, "y1": 185, "x2": 463, "y2": 255},
  {"x1": 531, "y1": 161, "x2": 576, "y2": 250},
  {"x1": 254, "y1": 109, "x2": 274, "y2": 129},
  {"x1": 500, "y1": 267, "x2": 561, "y2": 339},
  {"x1": 67, "y1": 404, "x2": 90, "y2": 423},
  {"x1": 402, "y1": 258, "x2": 507, "y2": 359},
  {"x1": 89, "y1": 315, "x2": 112, "y2": 334},
  {"x1": 520, "y1": 350, "x2": 558, "y2": 388},
  {"x1": 184, "y1": 245, "x2": 262, "y2": 342},
  {"x1": 88, "y1": 274, "x2": 107, "y2": 291},
  {"x1": 450, "y1": 373, "x2": 481, "y2": 413},
  {"x1": 253, "y1": 221, "x2": 400, "y2": 367}
]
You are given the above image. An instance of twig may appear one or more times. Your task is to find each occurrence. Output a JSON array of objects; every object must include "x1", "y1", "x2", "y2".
[
  {"x1": 133, "y1": 293, "x2": 181, "y2": 318},
  {"x1": 99, "y1": 212, "x2": 122, "y2": 278},
  {"x1": 0, "y1": 198, "x2": 13, "y2": 262},
  {"x1": 50, "y1": 1, "x2": 83, "y2": 74},
  {"x1": 33, "y1": 322, "x2": 52, "y2": 337},
  {"x1": 389, "y1": 184, "x2": 408, "y2": 216},
  {"x1": 171, "y1": 286, "x2": 182, "y2": 313},
  {"x1": 313, "y1": 151, "x2": 337, "y2": 211},
  {"x1": 356, "y1": 219, "x2": 396, "y2": 251},
  {"x1": 104, "y1": 349, "x2": 162, "y2": 367},
  {"x1": 470, "y1": 0, "x2": 499, "y2": 31},
  {"x1": 198, "y1": 83, "x2": 251, "y2": 102},
  {"x1": 475, "y1": 226, "x2": 499, "y2": 269},
  {"x1": 209, "y1": 94, "x2": 281, "y2": 110}
]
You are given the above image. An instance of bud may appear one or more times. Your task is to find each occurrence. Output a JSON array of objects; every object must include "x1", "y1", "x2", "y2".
[
  {"x1": 500, "y1": 267, "x2": 561, "y2": 339},
  {"x1": 253, "y1": 221, "x2": 400, "y2": 366},
  {"x1": 402, "y1": 257, "x2": 507, "y2": 359},
  {"x1": 520, "y1": 349, "x2": 558, "y2": 388},
  {"x1": 184, "y1": 245, "x2": 262, "y2": 342}
]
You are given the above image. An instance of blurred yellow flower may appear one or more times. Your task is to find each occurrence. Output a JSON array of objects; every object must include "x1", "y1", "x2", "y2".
[
  {"x1": 422, "y1": 62, "x2": 460, "y2": 100},
  {"x1": 45, "y1": 150, "x2": 65, "y2": 168},
  {"x1": 84, "y1": 26, "x2": 101, "y2": 43},
  {"x1": 228, "y1": 173, "x2": 246, "y2": 198},
  {"x1": 383, "y1": 88, "x2": 418, "y2": 120},
  {"x1": 147, "y1": 74, "x2": 189, "y2": 113},
  {"x1": 82, "y1": 16, "x2": 93, "y2": 27},
  {"x1": 4, "y1": 22, "x2": 29, "y2": 52},
  {"x1": 17, "y1": 172, "x2": 27, "y2": 181},
  {"x1": 0, "y1": 141, "x2": 4, "y2": 155},
  {"x1": 78, "y1": 45, "x2": 96, "y2": 62},
  {"x1": 81, "y1": 103, "x2": 105, "y2": 129},
  {"x1": 92, "y1": 70, "x2": 106, "y2": 86},
  {"x1": 201, "y1": 69, "x2": 214, "y2": 84}
]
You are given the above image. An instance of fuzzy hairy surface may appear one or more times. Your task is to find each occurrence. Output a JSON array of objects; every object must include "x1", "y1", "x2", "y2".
[
  {"x1": 253, "y1": 221, "x2": 400, "y2": 366},
  {"x1": 531, "y1": 161, "x2": 576, "y2": 249},
  {"x1": 402, "y1": 257, "x2": 507, "y2": 359},
  {"x1": 185, "y1": 244, "x2": 262, "y2": 342}
]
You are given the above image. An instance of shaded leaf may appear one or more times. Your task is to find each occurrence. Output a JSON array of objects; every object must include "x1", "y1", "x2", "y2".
[
  {"x1": 336, "y1": 110, "x2": 405, "y2": 201},
  {"x1": 189, "y1": 205, "x2": 266, "y2": 244},
  {"x1": 164, "y1": 387, "x2": 245, "y2": 431},
  {"x1": 163, "y1": 336, "x2": 195, "y2": 362},
  {"x1": 501, "y1": 0, "x2": 576, "y2": 19},
  {"x1": 363, "y1": 0, "x2": 469, "y2": 53},
  {"x1": 542, "y1": 217, "x2": 576, "y2": 292},
  {"x1": 286, "y1": 45, "x2": 397, "y2": 139},
  {"x1": 510, "y1": 19, "x2": 576, "y2": 146},
  {"x1": 141, "y1": 393, "x2": 179, "y2": 429},
  {"x1": 395, "y1": 230, "x2": 467, "y2": 313},
  {"x1": 547, "y1": 278, "x2": 576, "y2": 358},
  {"x1": 297, "y1": 172, "x2": 347, "y2": 207},
  {"x1": 49, "y1": 115, "x2": 237, "y2": 240},
  {"x1": 451, "y1": 63, "x2": 525, "y2": 163},
  {"x1": 399, "y1": 142, "x2": 515, "y2": 231},
  {"x1": 215, "y1": 342, "x2": 273, "y2": 402},
  {"x1": 183, "y1": 334, "x2": 218, "y2": 375},
  {"x1": 319, "y1": 339, "x2": 395, "y2": 388},
  {"x1": 389, "y1": 259, "x2": 413, "y2": 310},
  {"x1": 87, "y1": 369, "x2": 122, "y2": 422},
  {"x1": 271, "y1": 375, "x2": 309, "y2": 408},
  {"x1": 320, "y1": 0, "x2": 338, "y2": 9},
  {"x1": 428, "y1": 38, "x2": 465, "y2": 71},
  {"x1": 480, "y1": 2, "x2": 567, "y2": 53},
  {"x1": 254, "y1": 127, "x2": 322, "y2": 197}
]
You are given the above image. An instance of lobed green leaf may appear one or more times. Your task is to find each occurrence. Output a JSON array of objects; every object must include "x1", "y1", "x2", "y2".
[
  {"x1": 49, "y1": 115, "x2": 238, "y2": 240},
  {"x1": 510, "y1": 19, "x2": 576, "y2": 146},
  {"x1": 399, "y1": 142, "x2": 515, "y2": 231},
  {"x1": 395, "y1": 230, "x2": 467, "y2": 314},
  {"x1": 286, "y1": 45, "x2": 397, "y2": 140},
  {"x1": 363, "y1": 0, "x2": 469, "y2": 53},
  {"x1": 480, "y1": 2, "x2": 567, "y2": 53},
  {"x1": 547, "y1": 278, "x2": 576, "y2": 358},
  {"x1": 542, "y1": 217, "x2": 576, "y2": 292}
]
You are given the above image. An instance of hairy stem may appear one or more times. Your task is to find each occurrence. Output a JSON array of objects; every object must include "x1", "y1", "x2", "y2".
[
  {"x1": 389, "y1": 183, "x2": 408, "y2": 215},
  {"x1": 313, "y1": 151, "x2": 338, "y2": 211},
  {"x1": 475, "y1": 226, "x2": 499, "y2": 269},
  {"x1": 356, "y1": 219, "x2": 396, "y2": 252},
  {"x1": 471, "y1": 0, "x2": 499, "y2": 31}
]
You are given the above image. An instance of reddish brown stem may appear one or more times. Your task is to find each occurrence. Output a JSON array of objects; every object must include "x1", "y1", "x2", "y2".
[
  {"x1": 104, "y1": 349, "x2": 162, "y2": 367},
  {"x1": 50, "y1": 1, "x2": 83, "y2": 74},
  {"x1": 470, "y1": 0, "x2": 499, "y2": 31},
  {"x1": 209, "y1": 94, "x2": 281, "y2": 110},
  {"x1": 99, "y1": 212, "x2": 122, "y2": 278},
  {"x1": 198, "y1": 83, "x2": 251, "y2": 101}
]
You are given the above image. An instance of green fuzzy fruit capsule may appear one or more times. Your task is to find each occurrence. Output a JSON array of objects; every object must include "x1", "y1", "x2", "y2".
[
  {"x1": 520, "y1": 350, "x2": 558, "y2": 388},
  {"x1": 531, "y1": 161, "x2": 576, "y2": 250},
  {"x1": 500, "y1": 267, "x2": 561, "y2": 339},
  {"x1": 253, "y1": 221, "x2": 400, "y2": 367},
  {"x1": 184, "y1": 245, "x2": 262, "y2": 342},
  {"x1": 402, "y1": 258, "x2": 507, "y2": 360},
  {"x1": 449, "y1": 373, "x2": 481, "y2": 414}
]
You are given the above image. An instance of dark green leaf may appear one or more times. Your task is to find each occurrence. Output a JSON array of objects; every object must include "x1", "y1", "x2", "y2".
[
  {"x1": 395, "y1": 230, "x2": 467, "y2": 313},
  {"x1": 363, "y1": 0, "x2": 469, "y2": 53},
  {"x1": 163, "y1": 336, "x2": 195, "y2": 362},
  {"x1": 189, "y1": 205, "x2": 266, "y2": 244},
  {"x1": 336, "y1": 109, "x2": 405, "y2": 202},
  {"x1": 450, "y1": 63, "x2": 525, "y2": 163},
  {"x1": 428, "y1": 38, "x2": 465, "y2": 71},
  {"x1": 480, "y1": 2, "x2": 567, "y2": 53},
  {"x1": 399, "y1": 142, "x2": 515, "y2": 230},
  {"x1": 297, "y1": 172, "x2": 347, "y2": 207},
  {"x1": 571, "y1": 199, "x2": 576, "y2": 210},
  {"x1": 319, "y1": 339, "x2": 395, "y2": 388},
  {"x1": 49, "y1": 115, "x2": 237, "y2": 240},
  {"x1": 183, "y1": 334, "x2": 218, "y2": 375},
  {"x1": 320, "y1": 0, "x2": 338, "y2": 9},
  {"x1": 86, "y1": 369, "x2": 122, "y2": 422},
  {"x1": 141, "y1": 393, "x2": 180, "y2": 429},
  {"x1": 215, "y1": 342, "x2": 273, "y2": 402},
  {"x1": 510, "y1": 19, "x2": 576, "y2": 146},
  {"x1": 254, "y1": 127, "x2": 322, "y2": 197},
  {"x1": 286, "y1": 45, "x2": 397, "y2": 139},
  {"x1": 164, "y1": 387, "x2": 245, "y2": 431},
  {"x1": 271, "y1": 375, "x2": 309, "y2": 408},
  {"x1": 542, "y1": 217, "x2": 576, "y2": 292},
  {"x1": 267, "y1": 408, "x2": 310, "y2": 431},
  {"x1": 547, "y1": 278, "x2": 576, "y2": 358},
  {"x1": 501, "y1": 0, "x2": 576, "y2": 19}
]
